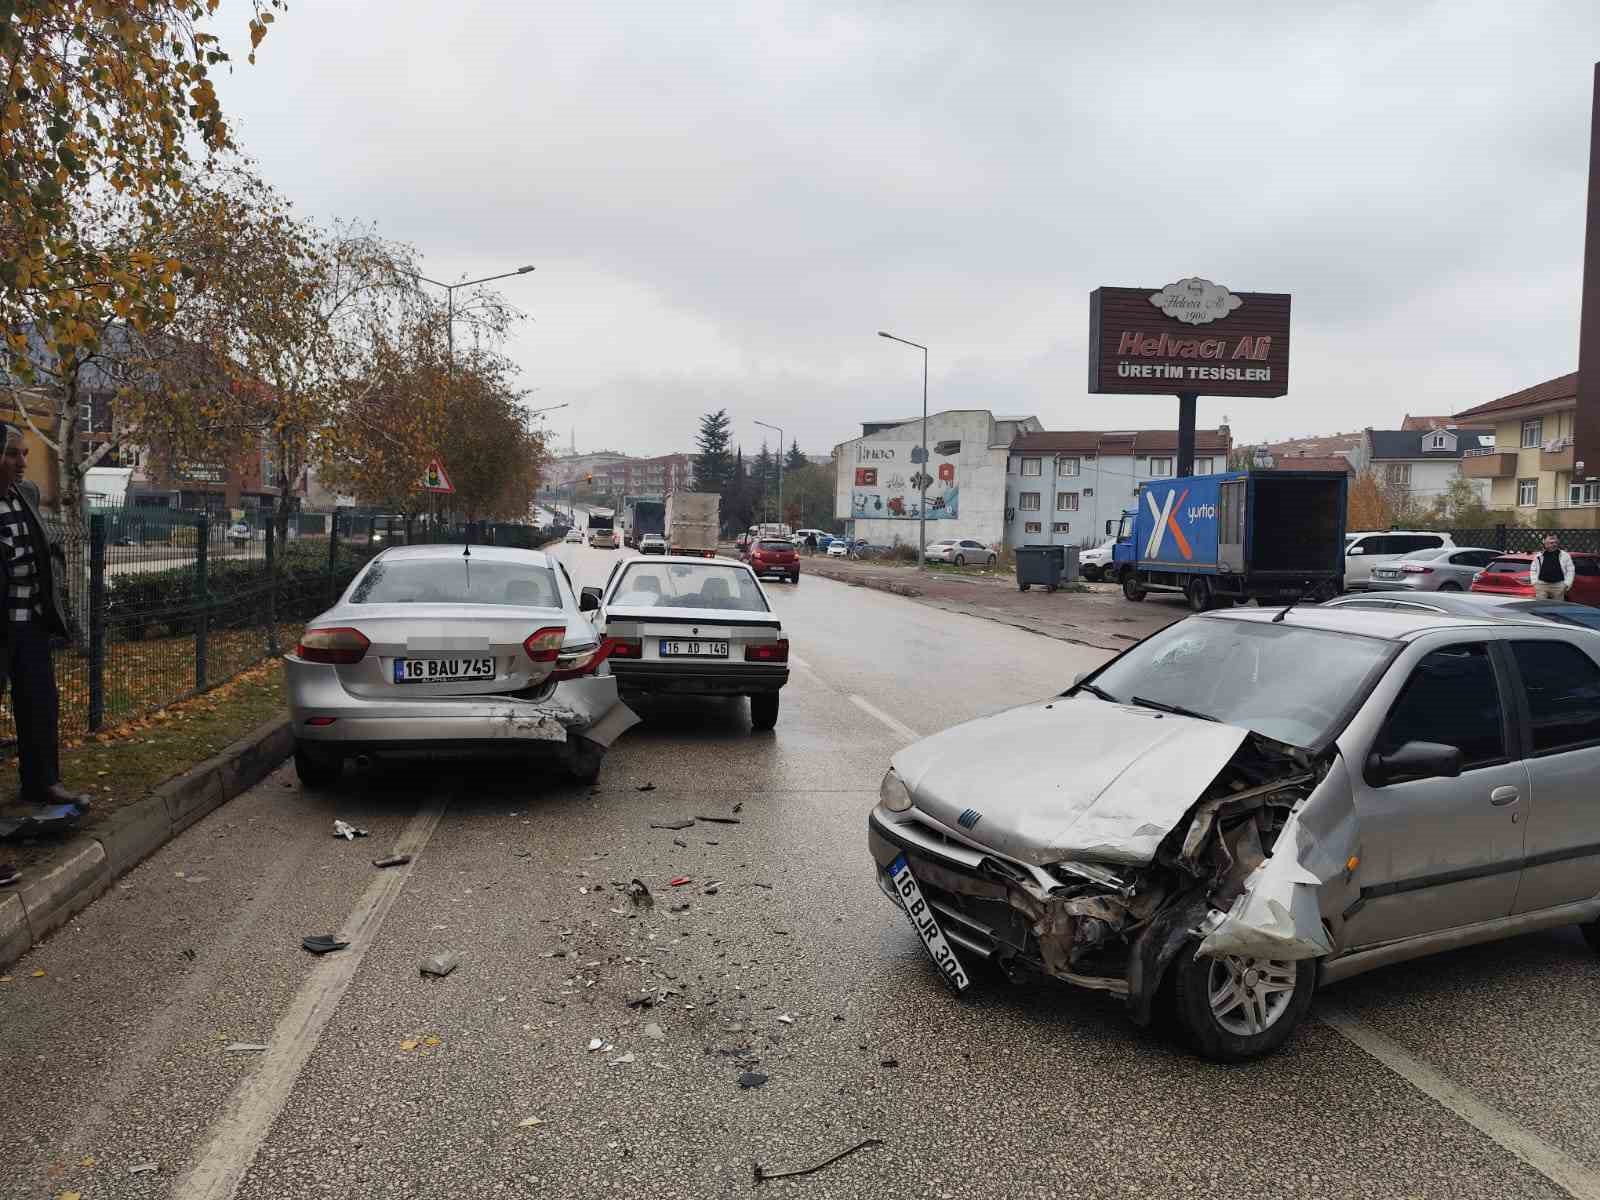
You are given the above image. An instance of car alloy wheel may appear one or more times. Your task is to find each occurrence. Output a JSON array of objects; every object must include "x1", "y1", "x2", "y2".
[
  {"x1": 1207, "y1": 955, "x2": 1297, "y2": 1037},
  {"x1": 955, "y1": 554, "x2": 966, "y2": 566}
]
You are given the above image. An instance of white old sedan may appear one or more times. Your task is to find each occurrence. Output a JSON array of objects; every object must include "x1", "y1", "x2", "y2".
[{"x1": 582, "y1": 556, "x2": 789, "y2": 730}]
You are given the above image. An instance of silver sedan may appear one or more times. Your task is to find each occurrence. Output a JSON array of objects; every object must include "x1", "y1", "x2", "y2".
[
  {"x1": 1363, "y1": 546, "x2": 1499, "y2": 592},
  {"x1": 584, "y1": 556, "x2": 789, "y2": 730},
  {"x1": 285, "y1": 544, "x2": 638, "y2": 787}
]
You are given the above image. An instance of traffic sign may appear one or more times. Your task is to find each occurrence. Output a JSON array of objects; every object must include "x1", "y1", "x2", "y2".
[{"x1": 422, "y1": 458, "x2": 455, "y2": 494}]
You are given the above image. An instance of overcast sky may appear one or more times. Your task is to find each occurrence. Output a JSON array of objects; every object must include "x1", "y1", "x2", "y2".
[{"x1": 214, "y1": 0, "x2": 1600, "y2": 457}]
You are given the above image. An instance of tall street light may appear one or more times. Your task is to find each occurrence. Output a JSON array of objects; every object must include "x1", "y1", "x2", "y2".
[
  {"x1": 877, "y1": 330, "x2": 928, "y2": 569},
  {"x1": 754, "y1": 418, "x2": 783, "y2": 528},
  {"x1": 527, "y1": 402, "x2": 568, "y2": 418},
  {"x1": 408, "y1": 264, "x2": 535, "y2": 381}
]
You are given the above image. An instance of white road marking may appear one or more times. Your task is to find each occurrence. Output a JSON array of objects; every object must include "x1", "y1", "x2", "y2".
[
  {"x1": 1319, "y1": 1003, "x2": 1600, "y2": 1200},
  {"x1": 174, "y1": 799, "x2": 449, "y2": 1200},
  {"x1": 849, "y1": 694, "x2": 920, "y2": 742}
]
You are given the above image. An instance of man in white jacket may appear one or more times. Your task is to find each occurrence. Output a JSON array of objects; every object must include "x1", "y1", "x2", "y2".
[{"x1": 1530, "y1": 533, "x2": 1575, "y2": 601}]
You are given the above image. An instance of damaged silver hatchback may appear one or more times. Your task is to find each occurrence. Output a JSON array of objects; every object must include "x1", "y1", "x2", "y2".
[{"x1": 869, "y1": 606, "x2": 1600, "y2": 1060}]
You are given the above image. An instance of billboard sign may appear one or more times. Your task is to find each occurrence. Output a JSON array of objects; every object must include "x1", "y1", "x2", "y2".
[
  {"x1": 1089, "y1": 278, "x2": 1290, "y2": 398},
  {"x1": 850, "y1": 440, "x2": 959, "y2": 521}
]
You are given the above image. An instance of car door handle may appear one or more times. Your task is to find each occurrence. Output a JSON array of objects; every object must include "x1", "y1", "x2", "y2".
[{"x1": 1489, "y1": 786, "x2": 1520, "y2": 806}]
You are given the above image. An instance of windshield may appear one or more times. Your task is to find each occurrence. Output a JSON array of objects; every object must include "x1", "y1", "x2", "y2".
[
  {"x1": 612, "y1": 562, "x2": 770, "y2": 612},
  {"x1": 758, "y1": 540, "x2": 794, "y2": 551},
  {"x1": 1087, "y1": 617, "x2": 1395, "y2": 747},
  {"x1": 350, "y1": 557, "x2": 562, "y2": 607}
]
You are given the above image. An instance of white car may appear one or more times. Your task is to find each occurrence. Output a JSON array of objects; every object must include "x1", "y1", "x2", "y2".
[
  {"x1": 927, "y1": 538, "x2": 996, "y2": 567},
  {"x1": 564, "y1": 529, "x2": 584, "y2": 544},
  {"x1": 827, "y1": 540, "x2": 850, "y2": 558},
  {"x1": 1343, "y1": 530, "x2": 1457, "y2": 591},
  {"x1": 1078, "y1": 538, "x2": 1117, "y2": 581}
]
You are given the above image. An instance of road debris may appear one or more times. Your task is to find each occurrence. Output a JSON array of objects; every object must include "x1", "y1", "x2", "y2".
[
  {"x1": 637, "y1": 783, "x2": 656, "y2": 792},
  {"x1": 669, "y1": 902, "x2": 690, "y2": 913},
  {"x1": 704, "y1": 881, "x2": 723, "y2": 895},
  {"x1": 518, "y1": 1117, "x2": 544, "y2": 1128},
  {"x1": 753, "y1": 1138, "x2": 884, "y2": 1185},
  {"x1": 650, "y1": 818, "x2": 694, "y2": 830},
  {"x1": 733, "y1": 802, "x2": 743, "y2": 813},
  {"x1": 695, "y1": 815, "x2": 741, "y2": 824},
  {"x1": 301, "y1": 934, "x2": 348, "y2": 955},
  {"x1": 627, "y1": 878, "x2": 654, "y2": 908},
  {"x1": 610, "y1": 1052, "x2": 636, "y2": 1064},
  {"x1": 224, "y1": 1042, "x2": 268, "y2": 1053},
  {"x1": 879, "y1": 1057, "x2": 898, "y2": 1068},
  {"x1": 332, "y1": 820, "x2": 369, "y2": 840},
  {"x1": 643, "y1": 1022, "x2": 665, "y2": 1040},
  {"x1": 776, "y1": 1014, "x2": 794, "y2": 1025},
  {"x1": 419, "y1": 952, "x2": 461, "y2": 978},
  {"x1": 672, "y1": 837, "x2": 688, "y2": 848},
  {"x1": 372, "y1": 853, "x2": 411, "y2": 868},
  {"x1": 625, "y1": 995, "x2": 655, "y2": 1009},
  {"x1": 128, "y1": 1163, "x2": 158, "y2": 1175},
  {"x1": 738, "y1": 1070, "x2": 769, "y2": 1089},
  {"x1": 587, "y1": 1038, "x2": 610, "y2": 1052},
  {"x1": 670, "y1": 876, "x2": 691, "y2": 887}
]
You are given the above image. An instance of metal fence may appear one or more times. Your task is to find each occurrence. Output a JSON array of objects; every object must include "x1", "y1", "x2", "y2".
[
  {"x1": 1435, "y1": 525, "x2": 1600, "y2": 554},
  {"x1": 1, "y1": 510, "x2": 553, "y2": 753}
]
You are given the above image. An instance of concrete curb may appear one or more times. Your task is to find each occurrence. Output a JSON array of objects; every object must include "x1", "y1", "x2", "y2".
[{"x1": 1, "y1": 716, "x2": 293, "y2": 971}]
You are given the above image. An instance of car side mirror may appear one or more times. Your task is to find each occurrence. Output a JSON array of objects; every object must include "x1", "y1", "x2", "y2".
[
  {"x1": 1367, "y1": 740, "x2": 1462, "y2": 787},
  {"x1": 1347, "y1": 546, "x2": 1364, "y2": 556},
  {"x1": 579, "y1": 587, "x2": 602, "y2": 613}
]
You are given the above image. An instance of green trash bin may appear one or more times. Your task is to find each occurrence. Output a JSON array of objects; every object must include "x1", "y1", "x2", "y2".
[{"x1": 1015, "y1": 544, "x2": 1065, "y2": 593}]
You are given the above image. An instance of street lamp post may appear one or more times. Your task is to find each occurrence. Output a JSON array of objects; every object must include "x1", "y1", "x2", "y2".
[
  {"x1": 877, "y1": 331, "x2": 929, "y2": 569},
  {"x1": 754, "y1": 419, "x2": 784, "y2": 530},
  {"x1": 408, "y1": 264, "x2": 535, "y2": 382},
  {"x1": 526, "y1": 402, "x2": 568, "y2": 418}
]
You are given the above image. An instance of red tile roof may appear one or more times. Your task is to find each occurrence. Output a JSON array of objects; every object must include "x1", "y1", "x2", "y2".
[
  {"x1": 1401, "y1": 414, "x2": 1453, "y2": 431},
  {"x1": 1264, "y1": 454, "x2": 1354, "y2": 474},
  {"x1": 1453, "y1": 372, "x2": 1577, "y2": 421},
  {"x1": 1011, "y1": 429, "x2": 1232, "y2": 455}
]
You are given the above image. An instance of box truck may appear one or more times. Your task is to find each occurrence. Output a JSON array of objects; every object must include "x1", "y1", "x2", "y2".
[{"x1": 666, "y1": 492, "x2": 720, "y2": 557}]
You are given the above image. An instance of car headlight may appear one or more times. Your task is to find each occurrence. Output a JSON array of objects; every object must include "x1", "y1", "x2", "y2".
[{"x1": 879, "y1": 768, "x2": 913, "y2": 812}]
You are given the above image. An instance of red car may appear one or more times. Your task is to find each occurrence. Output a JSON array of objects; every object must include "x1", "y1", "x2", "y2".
[
  {"x1": 744, "y1": 538, "x2": 800, "y2": 584},
  {"x1": 1469, "y1": 552, "x2": 1600, "y2": 606}
]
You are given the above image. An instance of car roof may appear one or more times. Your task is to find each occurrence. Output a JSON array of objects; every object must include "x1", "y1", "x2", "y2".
[
  {"x1": 372, "y1": 544, "x2": 555, "y2": 566},
  {"x1": 622, "y1": 554, "x2": 754, "y2": 567},
  {"x1": 1204, "y1": 604, "x2": 1543, "y2": 641}
]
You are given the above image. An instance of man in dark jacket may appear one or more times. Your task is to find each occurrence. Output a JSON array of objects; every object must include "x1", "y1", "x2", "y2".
[
  {"x1": 0, "y1": 423, "x2": 89, "y2": 813},
  {"x1": 1530, "y1": 533, "x2": 1576, "y2": 602}
]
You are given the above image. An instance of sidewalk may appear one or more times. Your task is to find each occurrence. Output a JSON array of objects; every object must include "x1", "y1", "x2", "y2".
[{"x1": 802, "y1": 555, "x2": 1185, "y2": 650}]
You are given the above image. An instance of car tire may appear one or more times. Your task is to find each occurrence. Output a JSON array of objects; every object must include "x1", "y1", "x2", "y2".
[
  {"x1": 1170, "y1": 941, "x2": 1316, "y2": 1062},
  {"x1": 1582, "y1": 918, "x2": 1600, "y2": 953},
  {"x1": 1122, "y1": 571, "x2": 1146, "y2": 602},
  {"x1": 986, "y1": 554, "x2": 996, "y2": 567},
  {"x1": 567, "y1": 737, "x2": 604, "y2": 785},
  {"x1": 1019, "y1": 582, "x2": 1030, "y2": 593},
  {"x1": 1439, "y1": 582, "x2": 1463, "y2": 592},
  {"x1": 955, "y1": 554, "x2": 966, "y2": 566},
  {"x1": 1187, "y1": 577, "x2": 1213, "y2": 612},
  {"x1": 294, "y1": 745, "x2": 343, "y2": 790},
  {"x1": 790, "y1": 573, "x2": 800, "y2": 584},
  {"x1": 750, "y1": 692, "x2": 780, "y2": 731}
]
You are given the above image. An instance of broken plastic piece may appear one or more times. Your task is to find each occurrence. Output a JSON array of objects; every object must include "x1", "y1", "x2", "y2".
[
  {"x1": 609, "y1": 1052, "x2": 636, "y2": 1064},
  {"x1": 333, "y1": 820, "x2": 370, "y2": 840},
  {"x1": 753, "y1": 1138, "x2": 883, "y2": 1185},
  {"x1": 373, "y1": 854, "x2": 411, "y2": 868},
  {"x1": 224, "y1": 1042, "x2": 268, "y2": 1053},
  {"x1": 588, "y1": 1038, "x2": 604, "y2": 1051},
  {"x1": 128, "y1": 1164, "x2": 158, "y2": 1175},
  {"x1": 518, "y1": 1117, "x2": 544, "y2": 1128},
  {"x1": 650, "y1": 818, "x2": 693, "y2": 830},
  {"x1": 301, "y1": 934, "x2": 349, "y2": 955},
  {"x1": 738, "y1": 1071, "x2": 769, "y2": 1089},
  {"x1": 420, "y1": 952, "x2": 461, "y2": 978},
  {"x1": 670, "y1": 876, "x2": 691, "y2": 887}
]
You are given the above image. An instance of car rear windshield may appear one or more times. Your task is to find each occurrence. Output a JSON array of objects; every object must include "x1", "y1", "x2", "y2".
[
  {"x1": 758, "y1": 540, "x2": 794, "y2": 551},
  {"x1": 613, "y1": 562, "x2": 770, "y2": 612},
  {"x1": 1483, "y1": 559, "x2": 1528, "y2": 574},
  {"x1": 349, "y1": 558, "x2": 562, "y2": 608},
  {"x1": 1087, "y1": 618, "x2": 1395, "y2": 749}
]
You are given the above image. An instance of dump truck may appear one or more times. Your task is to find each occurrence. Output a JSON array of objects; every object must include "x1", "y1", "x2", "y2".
[
  {"x1": 1110, "y1": 470, "x2": 1347, "y2": 610},
  {"x1": 665, "y1": 492, "x2": 720, "y2": 557}
]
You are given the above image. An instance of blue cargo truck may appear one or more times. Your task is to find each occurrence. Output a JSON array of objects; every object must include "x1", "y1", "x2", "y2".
[{"x1": 1110, "y1": 470, "x2": 1347, "y2": 610}]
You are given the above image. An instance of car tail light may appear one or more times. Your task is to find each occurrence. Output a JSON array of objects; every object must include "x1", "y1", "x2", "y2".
[
  {"x1": 552, "y1": 638, "x2": 617, "y2": 681},
  {"x1": 296, "y1": 626, "x2": 370, "y2": 664},
  {"x1": 608, "y1": 638, "x2": 643, "y2": 659},
  {"x1": 523, "y1": 626, "x2": 566, "y2": 663},
  {"x1": 744, "y1": 639, "x2": 789, "y2": 663},
  {"x1": 1401, "y1": 564, "x2": 1434, "y2": 574}
]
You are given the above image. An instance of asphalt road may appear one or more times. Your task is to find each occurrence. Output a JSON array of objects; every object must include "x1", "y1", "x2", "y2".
[{"x1": 3, "y1": 541, "x2": 1600, "y2": 1199}]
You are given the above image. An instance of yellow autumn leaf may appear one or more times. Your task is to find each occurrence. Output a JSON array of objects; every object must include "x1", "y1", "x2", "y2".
[{"x1": 399, "y1": 1039, "x2": 419, "y2": 1051}]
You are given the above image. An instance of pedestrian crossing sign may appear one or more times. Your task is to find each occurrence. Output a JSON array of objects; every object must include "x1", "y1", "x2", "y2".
[{"x1": 422, "y1": 458, "x2": 454, "y2": 494}]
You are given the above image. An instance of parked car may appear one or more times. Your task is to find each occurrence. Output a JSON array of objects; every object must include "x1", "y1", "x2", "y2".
[
  {"x1": 1342, "y1": 530, "x2": 1456, "y2": 591},
  {"x1": 927, "y1": 538, "x2": 997, "y2": 567},
  {"x1": 868, "y1": 604, "x2": 1600, "y2": 1060},
  {"x1": 826, "y1": 539, "x2": 851, "y2": 558},
  {"x1": 1078, "y1": 539, "x2": 1116, "y2": 581},
  {"x1": 226, "y1": 521, "x2": 252, "y2": 545},
  {"x1": 285, "y1": 545, "x2": 637, "y2": 788},
  {"x1": 1471, "y1": 552, "x2": 1600, "y2": 605},
  {"x1": 745, "y1": 538, "x2": 800, "y2": 583},
  {"x1": 583, "y1": 557, "x2": 789, "y2": 730},
  {"x1": 638, "y1": 533, "x2": 668, "y2": 555},
  {"x1": 1322, "y1": 590, "x2": 1600, "y2": 631},
  {"x1": 1363, "y1": 546, "x2": 1499, "y2": 592}
]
